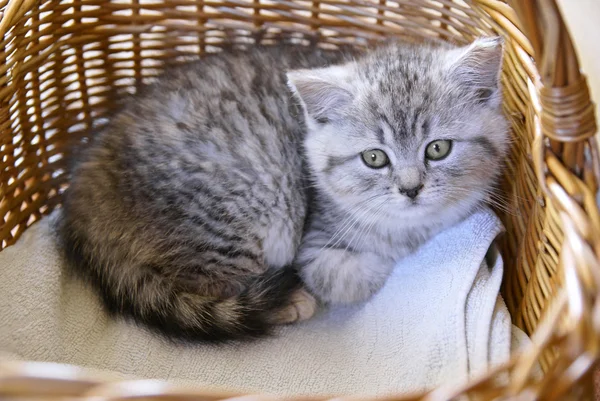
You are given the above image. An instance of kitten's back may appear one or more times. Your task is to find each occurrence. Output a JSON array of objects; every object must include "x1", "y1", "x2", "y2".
[{"x1": 59, "y1": 45, "x2": 355, "y2": 342}]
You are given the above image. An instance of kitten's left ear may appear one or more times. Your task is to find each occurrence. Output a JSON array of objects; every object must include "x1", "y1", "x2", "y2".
[
  {"x1": 446, "y1": 36, "x2": 504, "y2": 105},
  {"x1": 286, "y1": 65, "x2": 354, "y2": 123}
]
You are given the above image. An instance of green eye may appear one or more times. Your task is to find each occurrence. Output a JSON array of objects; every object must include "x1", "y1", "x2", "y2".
[
  {"x1": 425, "y1": 140, "x2": 452, "y2": 161},
  {"x1": 361, "y1": 149, "x2": 390, "y2": 169}
]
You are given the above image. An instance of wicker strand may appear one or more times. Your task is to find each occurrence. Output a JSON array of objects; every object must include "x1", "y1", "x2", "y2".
[{"x1": 539, "y1": 78, "x2": 597, "y2": 142}]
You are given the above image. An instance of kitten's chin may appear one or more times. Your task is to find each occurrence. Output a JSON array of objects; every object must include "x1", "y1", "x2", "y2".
[
  {"x1": 386, "y1": 205, "x2": 436, "y2": 221},
  {"x1": 385, "y1": 196, "x2": 483, "y2": 227}
]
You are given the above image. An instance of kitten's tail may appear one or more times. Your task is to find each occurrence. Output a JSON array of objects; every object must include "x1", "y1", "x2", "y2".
[
  {"x1": 117, "y1": 267, "x2": 307, "y2": 342},
  {"x1": 58, "y1": 220, "x2": 311, "y2": 342}
]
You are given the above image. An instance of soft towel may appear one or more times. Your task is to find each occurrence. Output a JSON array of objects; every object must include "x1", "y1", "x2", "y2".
[{"x1": 0, "y1": 208, "x2": 530, "y2": 396}]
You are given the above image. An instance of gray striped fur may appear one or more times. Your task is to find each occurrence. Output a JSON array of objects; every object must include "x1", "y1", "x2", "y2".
[
  {"x1": 59, "y1": 45, "x2": 356, "y2": 342},
  {"x1": 59, "y1": 37, "x2": 509, "y2": 341},
  {"x1": 289, "y1": 37, "x2": 509, "y2": 304}
]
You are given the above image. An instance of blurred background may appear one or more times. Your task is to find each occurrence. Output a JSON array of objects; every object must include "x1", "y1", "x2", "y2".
[{"x1": 557, "y1": 0, "x2": 600, "y2": 141}]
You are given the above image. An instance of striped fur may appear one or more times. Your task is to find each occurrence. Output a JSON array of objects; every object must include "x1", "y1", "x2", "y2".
[
  {"x1": 59, "y1": 46, "x2": 355, "y2": 342},
  {"x1": 289, "y1": 37, "x2": 510, "y2": 304},
  {"x1": 59, "y1": 38, "x2": 509, "y2": 341}
]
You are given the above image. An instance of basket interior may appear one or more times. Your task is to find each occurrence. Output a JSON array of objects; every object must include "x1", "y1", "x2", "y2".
[{"x1": 0, "y1": 0, "x2": 557, "y2": 356}]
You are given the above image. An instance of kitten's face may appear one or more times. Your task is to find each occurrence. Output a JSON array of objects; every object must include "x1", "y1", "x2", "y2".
[{"x1": 289, "y1": 37, "x2": 509, "y2": 227}]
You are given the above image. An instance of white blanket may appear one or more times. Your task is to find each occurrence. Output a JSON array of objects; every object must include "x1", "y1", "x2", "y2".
[{"x1": 0, "y1": 209, "x2": 529, "y2": 396}]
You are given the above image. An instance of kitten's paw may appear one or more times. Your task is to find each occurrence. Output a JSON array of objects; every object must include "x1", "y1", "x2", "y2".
[{"x1": 273, "y1": 289, "x2": 317, "y2": 325}]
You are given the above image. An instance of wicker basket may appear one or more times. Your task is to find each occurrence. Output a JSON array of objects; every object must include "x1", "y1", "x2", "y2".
[{"x1": 1, "y1": 0, "x2": 599, "y2": 399}]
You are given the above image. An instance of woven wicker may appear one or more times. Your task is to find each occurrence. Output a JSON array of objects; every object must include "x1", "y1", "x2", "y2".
[{"x1": 1, "y1": 0, "x2": 599, "y2": 400}]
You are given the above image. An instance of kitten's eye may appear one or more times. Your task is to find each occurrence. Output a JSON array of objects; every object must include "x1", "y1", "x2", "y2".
[
  {"x1": 425, "y1": 140, "x2": 452, "y2": 161},
  {"x1": 361, "y1": 149, "x2": 390, "y2": 169}
]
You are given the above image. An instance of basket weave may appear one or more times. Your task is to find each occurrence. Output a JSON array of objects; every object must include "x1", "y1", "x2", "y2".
[{"x1": 1, "y1": 0, "x2": 599, "y2": 400}]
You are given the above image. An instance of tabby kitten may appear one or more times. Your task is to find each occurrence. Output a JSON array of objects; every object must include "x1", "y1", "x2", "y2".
[
  {"x1": 290, "y1": 37, "x2": 509, "y2": 305},
  {"x1": 59, "y1": 37, "x2": 508, "y2": 342},
  {"x1": 60, "y1": 46, "x2": 352, "y2": 342}
]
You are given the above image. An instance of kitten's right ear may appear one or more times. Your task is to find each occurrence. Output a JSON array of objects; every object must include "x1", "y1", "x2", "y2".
[{"x1": 286, "y1": 66, "x2": 353, "y2": 123}]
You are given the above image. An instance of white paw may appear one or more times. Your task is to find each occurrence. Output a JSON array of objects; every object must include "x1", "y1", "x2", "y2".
[{"x1": 272, "y1": 289, "x2": 317, "y2": 324}]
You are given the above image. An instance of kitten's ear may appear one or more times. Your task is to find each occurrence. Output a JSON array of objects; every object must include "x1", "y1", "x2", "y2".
[
  {"x1": 446, "y1": 36, "x2": 504, "y2": 104},
  {"x1": 286, "y1": 65, "x2": 353, "y2": 123}
]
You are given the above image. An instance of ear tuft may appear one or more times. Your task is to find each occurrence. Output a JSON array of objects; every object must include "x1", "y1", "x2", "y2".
[
  {"x1": 446, "y1": 36, "x2": 504, "y2": 103},
  {"x1": 286, "y1": 65, "x2": 353, "y2": 122}
]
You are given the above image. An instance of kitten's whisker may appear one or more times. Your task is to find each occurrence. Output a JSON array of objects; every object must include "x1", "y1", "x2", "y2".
[
  {"x1": 327, "y1": 197, "x2": 389, "y2": 251},
  {"x1": 308, "y1": 195, "x2": 388, "y2": 258},
  {"x1": 448, "y1": 187, "x2": 518, "y2": 216},
  {"x1": 342, "y1": 200, "x2": 384, "y2": 251},
  {"x1": 323, "y1": 198, "x2": 389, "y2": 251},
  {"x1": 344, "y1": 199, "x2": 389, "y2": 253},
  {"x1": 485, "y1": 188, "x2": 530, "y2": 203}
]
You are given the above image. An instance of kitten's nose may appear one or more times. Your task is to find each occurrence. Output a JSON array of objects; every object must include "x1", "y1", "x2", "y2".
[{"x1": 400, "y1": 184, "x2": 424, "y2": 199}]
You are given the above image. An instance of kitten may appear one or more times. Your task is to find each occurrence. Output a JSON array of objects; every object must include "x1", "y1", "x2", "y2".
[
  {"x1": 289, "y1": 37, "x2": 509, "y2": 304},
  {"x1": 59, "y1": 38, "x2": 508, "y2": 342},
  {"x1": 59, "y1": 46, "x2": 355, "y2": 342}
]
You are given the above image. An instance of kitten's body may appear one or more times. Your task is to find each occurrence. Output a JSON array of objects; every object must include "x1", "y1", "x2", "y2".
[
  {"x1": 60, "y1": 39, "x2": 508, "y2": 342},
  {"x1": 60, "y1": 47, "x2": 354, "y2": 341}
]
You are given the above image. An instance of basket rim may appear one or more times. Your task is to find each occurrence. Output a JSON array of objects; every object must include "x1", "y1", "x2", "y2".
[{"x1": 0, "y1": 0, "x2": 599, "y2": 400}]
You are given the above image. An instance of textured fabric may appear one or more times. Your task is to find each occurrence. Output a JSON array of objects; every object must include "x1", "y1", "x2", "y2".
[{"x1": 0, "y1": 209, "x2": 529, "y2": 396}]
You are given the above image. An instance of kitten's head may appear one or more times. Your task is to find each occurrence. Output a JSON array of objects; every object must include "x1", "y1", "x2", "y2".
[{"x1": 288, "y1": 37, "x2": 509, "y2": 228}]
